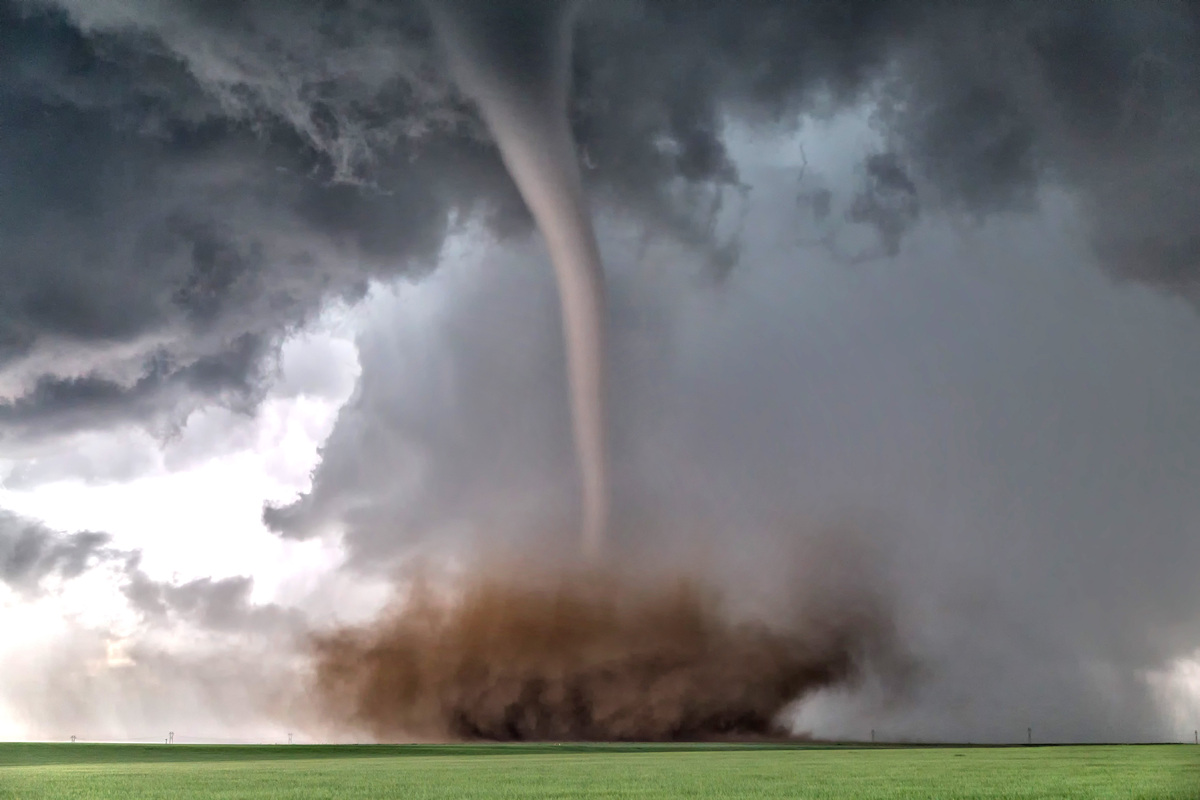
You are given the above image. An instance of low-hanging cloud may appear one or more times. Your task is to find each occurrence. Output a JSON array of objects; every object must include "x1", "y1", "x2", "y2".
[
  {"x1": 0, "y1": 509, "x2": 130, "y2": 595},
  {"x1": 0, "y1": 508, "x2": 299, "y2": 634}
]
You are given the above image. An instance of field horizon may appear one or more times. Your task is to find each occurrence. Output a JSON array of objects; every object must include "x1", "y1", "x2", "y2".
[{"x1": 2, "y1": 741, "x2": 1196, "y2": 799}]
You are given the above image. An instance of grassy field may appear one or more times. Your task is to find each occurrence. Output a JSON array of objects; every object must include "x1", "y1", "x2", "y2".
[{"x1": 1, "y1": 742, "x2": 1196, "y2": 799}]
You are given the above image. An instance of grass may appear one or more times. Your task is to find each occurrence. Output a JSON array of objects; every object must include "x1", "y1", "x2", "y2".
[{"x1": 0, "y1": 742, "x2": 1196, "y2": 799}]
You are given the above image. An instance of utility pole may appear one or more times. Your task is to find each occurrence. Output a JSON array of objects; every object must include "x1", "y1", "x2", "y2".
[{"x1": 1027, "y1": 727, "x2": 1032, "y2": 746}]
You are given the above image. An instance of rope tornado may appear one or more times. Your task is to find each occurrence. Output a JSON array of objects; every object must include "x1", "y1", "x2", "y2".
[{"x1": 430, "y1": 1, "x2": 609, "y2": 557}]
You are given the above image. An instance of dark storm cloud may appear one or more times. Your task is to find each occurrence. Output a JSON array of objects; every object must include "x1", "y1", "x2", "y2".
[
  {"x1": 0, "y1": 333, "x2": 272, "y2": 439},
  {"x1": 0, "y1": 509, "x2": 130, "y2": 593},
  {"x1": 1, "y1": 0, "x2": 472, "y2": 443},
  {"x1": 0, "y1": 0, "x2": 737, "y2": 443},
  {"x1": 4, "y1": 0, "x2": 1200, "y2": 441},
  {"x1": 870, "y1": 2, "x2": 1200, "y2": 298}
]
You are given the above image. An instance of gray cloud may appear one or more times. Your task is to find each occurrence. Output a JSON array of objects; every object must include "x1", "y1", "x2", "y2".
[
  {"x1": 6, "y1": 1, "x2": 1196, "y2": 444},
  {"x1": 1, "y1": 1, "x2": 459, "y2": 442},
  {"x1": 1, "y1": 508, "x2": 300, "y2": 641},
  {"x1": 123, "y1": 572, "x2": 305, "y2": 637},
  {"x1": 871, "y1": 2, "x2": 1200, "y2": 298},
  {"x1": 0, "y1": 334, "x2": 272, "y2": 439},
  {"x1": 0, "y1": 509, "x2": 130, "y2": 594},
  {"x1": 0, "y1": 0, "x2": 740, "y2": 444}
]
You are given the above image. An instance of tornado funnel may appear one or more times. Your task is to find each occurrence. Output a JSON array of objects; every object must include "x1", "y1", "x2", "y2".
[{"x1": 429, "y1": 1, "x2": 609, "y2": 558}]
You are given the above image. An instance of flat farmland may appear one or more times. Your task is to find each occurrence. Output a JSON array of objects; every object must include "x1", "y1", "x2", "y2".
[{"x1": 1, "y1": 742, "x2": 1196, "y2": 799}]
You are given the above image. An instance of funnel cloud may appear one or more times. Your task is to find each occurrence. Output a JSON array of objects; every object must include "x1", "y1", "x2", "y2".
[{"x1": 429, "y1": 1, "x2": 610, "y2": 557}]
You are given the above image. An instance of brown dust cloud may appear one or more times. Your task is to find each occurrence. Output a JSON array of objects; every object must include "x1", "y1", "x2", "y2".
[{"x1": 307, "y1": 539, "x2": 910, "y2": 742}]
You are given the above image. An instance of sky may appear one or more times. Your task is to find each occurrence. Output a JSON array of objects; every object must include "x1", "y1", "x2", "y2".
[{"x1": 2, "y1": 0, "x2": 1200, "y2": 744}]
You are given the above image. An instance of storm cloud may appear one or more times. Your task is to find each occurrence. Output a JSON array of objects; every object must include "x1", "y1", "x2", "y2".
[
  {"x1": 4, "y1": 1, "x2": 1198, "y2": 442},
  {"x1": 3, "y1": 0, "x2": 1200, "y2": 743}
]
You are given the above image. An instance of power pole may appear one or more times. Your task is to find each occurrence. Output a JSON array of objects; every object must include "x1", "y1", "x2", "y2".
[
  {"x1": 1027, "y1": 727, "x2": 1032, "y2": 746},
  {"x1": 168, "y1": 731, "x2": 174, "y2": 745}
]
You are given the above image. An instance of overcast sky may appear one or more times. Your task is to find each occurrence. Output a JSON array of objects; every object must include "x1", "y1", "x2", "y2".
[{"x1": 2, "y1": 0, "x2": 1199, "y2": 743}]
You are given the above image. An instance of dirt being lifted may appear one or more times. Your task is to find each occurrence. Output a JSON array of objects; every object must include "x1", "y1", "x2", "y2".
[{"x1": 310, "y1": 563, "x2": 903, "y2": 741}]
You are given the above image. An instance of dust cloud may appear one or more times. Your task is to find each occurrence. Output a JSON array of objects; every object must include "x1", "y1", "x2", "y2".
[{"x1": 309, "y1": 543, "x2": 908, "y2": 742}]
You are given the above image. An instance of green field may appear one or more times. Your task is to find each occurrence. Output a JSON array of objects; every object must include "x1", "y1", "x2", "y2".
[{"x1": 1, "y1": 742, "x2": 1196, "y2": 799}]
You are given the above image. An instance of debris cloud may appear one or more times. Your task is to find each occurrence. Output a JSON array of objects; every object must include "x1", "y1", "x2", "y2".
[{"x1": 310, "y1": 551, "x2": 905, "y2": 742}]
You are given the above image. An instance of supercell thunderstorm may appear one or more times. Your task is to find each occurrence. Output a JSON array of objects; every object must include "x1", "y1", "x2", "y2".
[{"x1": 3, "y1": 0, "x2": 1200, "y2": 743}]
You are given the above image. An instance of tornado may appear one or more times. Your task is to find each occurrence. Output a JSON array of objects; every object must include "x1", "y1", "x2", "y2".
[{"x1": 429, "y1": 1, "x2": 609, "y2": 557}]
